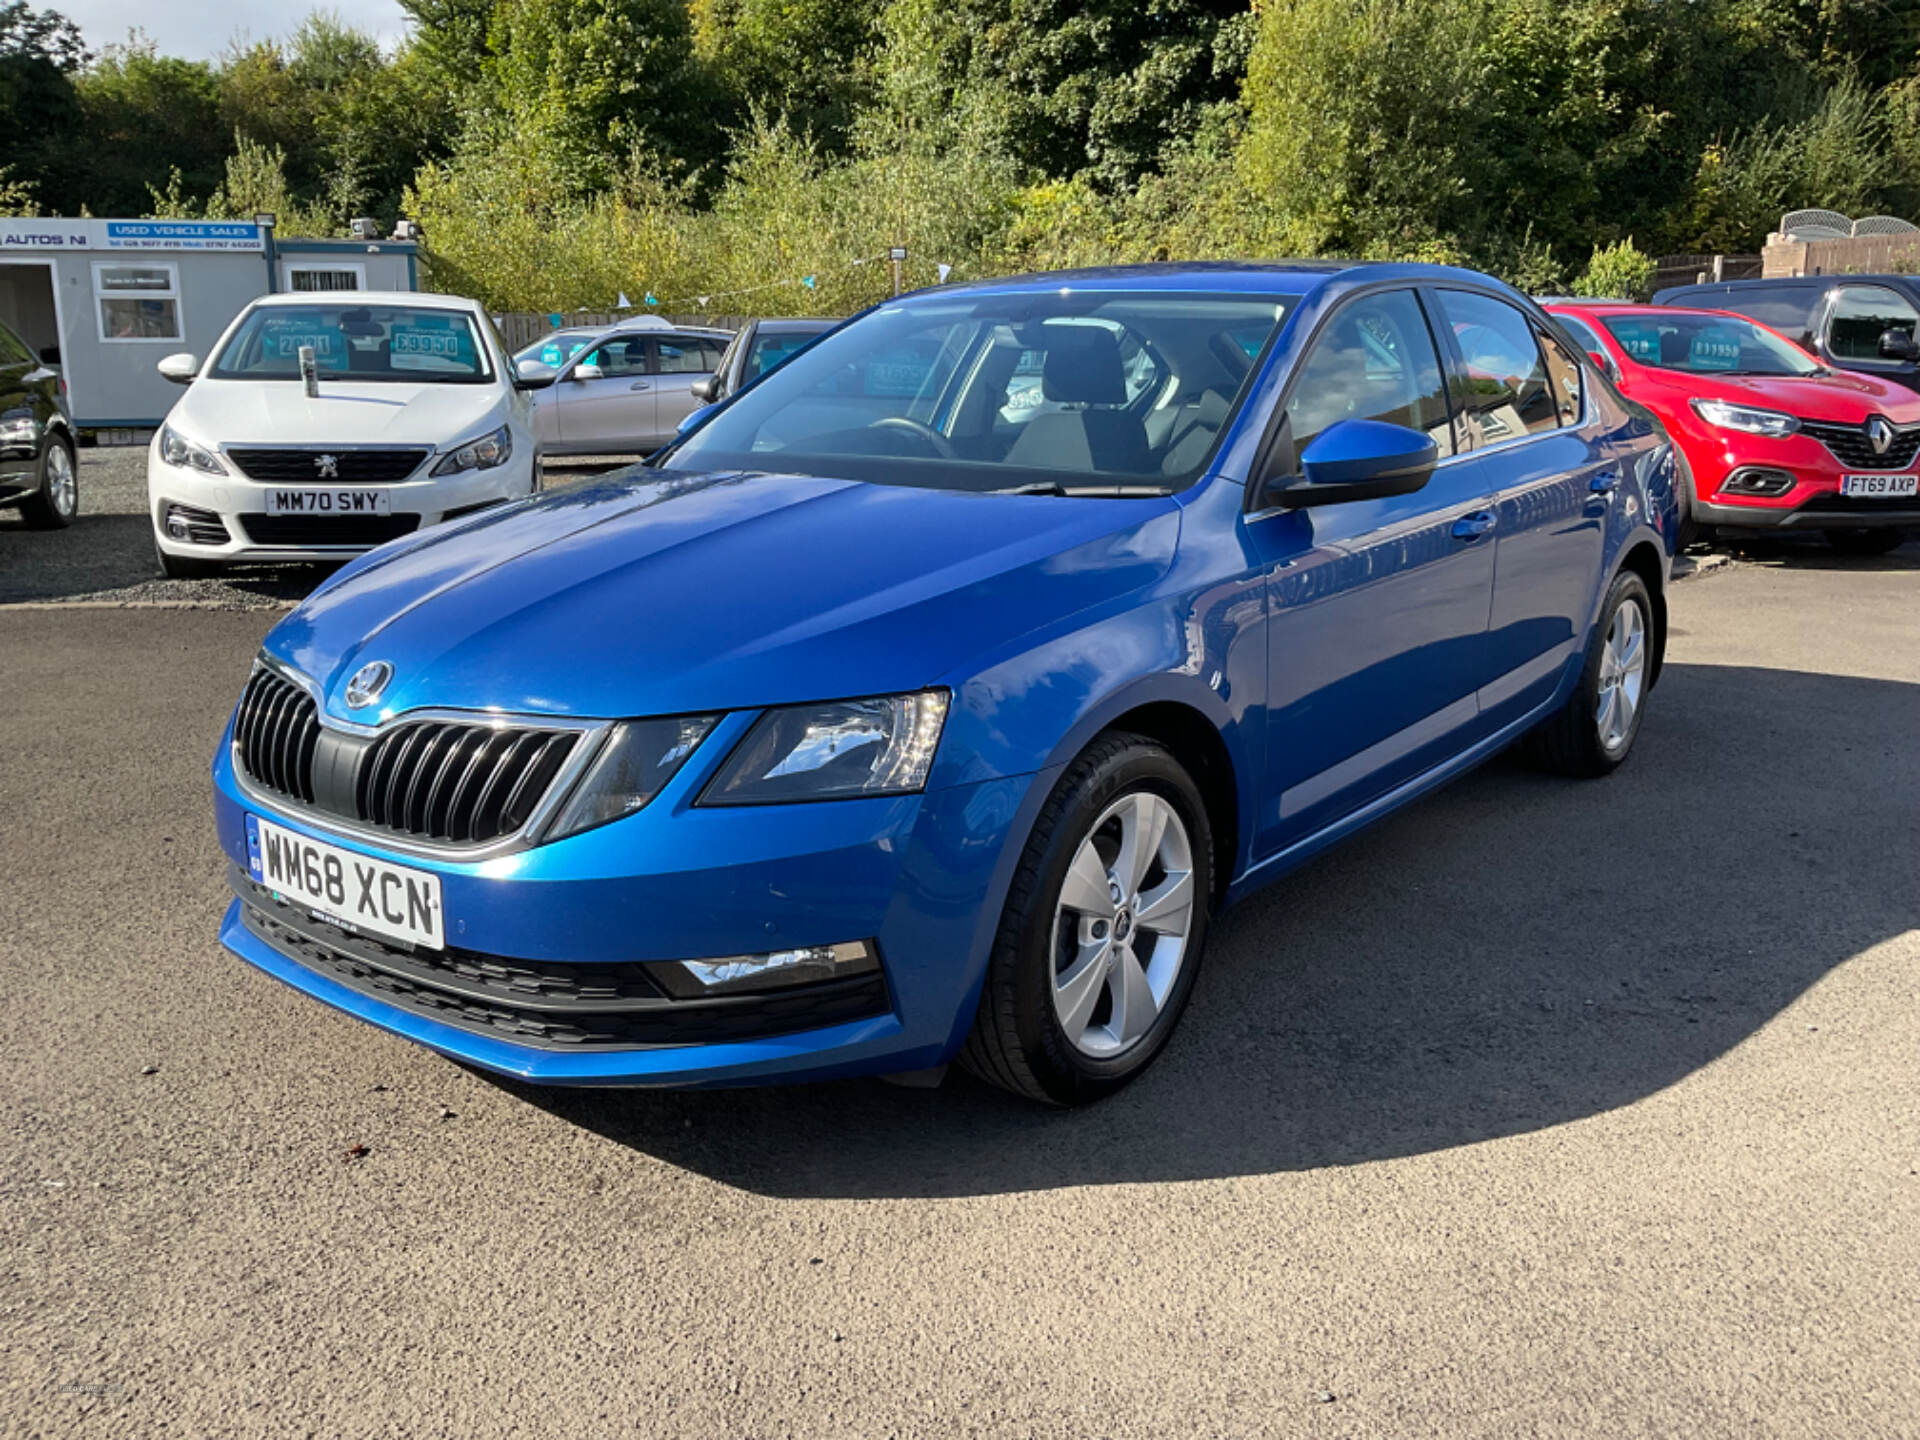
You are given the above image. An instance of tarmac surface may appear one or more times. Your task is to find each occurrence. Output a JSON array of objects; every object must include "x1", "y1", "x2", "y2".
[{"x1": 2, "y1": 447, "x2": 1917, "y2": 1437}]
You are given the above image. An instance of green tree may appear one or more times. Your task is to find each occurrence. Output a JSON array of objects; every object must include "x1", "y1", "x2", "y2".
[
  {"x1": 68, "y1": 42, "x2": 224, "y2": 214},
  {"x1": 0, "y1": 2, "x2": 87, "y2": 213},
  {"x1": 693, "y1": 0, "x2": 883, "y2": 152}
]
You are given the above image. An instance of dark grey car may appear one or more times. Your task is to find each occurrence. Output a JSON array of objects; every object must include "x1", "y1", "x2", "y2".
[
  {"x1": 1652, "y1": 275, "x2": 1920, "y2": 392},
  {"x1": 693, "y1": 317, "x2": 838, "y2": 405},
  {"x1": 0, "y1": 318, "x2": 78, "y2": 528}
]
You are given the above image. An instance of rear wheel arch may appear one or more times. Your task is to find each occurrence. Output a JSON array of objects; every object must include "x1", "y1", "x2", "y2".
[{"x1": 1616, "y1": 539, "x2": 1667, "y2": 687}]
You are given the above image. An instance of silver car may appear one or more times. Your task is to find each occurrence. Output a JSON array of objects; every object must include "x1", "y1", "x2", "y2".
[{"x1": 528, "y1": 320, "x2": 732, "y2": 454}]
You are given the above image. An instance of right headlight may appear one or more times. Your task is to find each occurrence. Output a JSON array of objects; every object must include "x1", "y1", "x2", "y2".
[
  {"x1": 158, "y1": 422, "x2": 228, "y2": 475},
  {"x1": 699, "y1": 690, "x2": 950, "y2": 806},
  {"x1": 545, "y1": 715, "x2": 719, "y2": 842},
  {"x1": 1690, "y1": 398, "x2": 1799, "y2": 438}
]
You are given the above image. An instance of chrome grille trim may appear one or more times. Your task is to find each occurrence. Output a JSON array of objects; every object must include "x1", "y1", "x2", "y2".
[{"x1": 229, "y1": 657, "x2": 611, "y2": 861}]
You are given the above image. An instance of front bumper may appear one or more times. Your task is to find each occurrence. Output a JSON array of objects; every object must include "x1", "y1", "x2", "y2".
[
  {"x1": 149, "y1": 446, "x2": 537, "y2": 563},
  {"x1": 1692, "y1": 491, "x2": 1920, "y2": 531},
  {"x1": 1687, "y1": 431, "x2": 1919, "y2": 532},
  {"x1": 211, "y1": 730, "x2": 1039, "y2": 1086}
]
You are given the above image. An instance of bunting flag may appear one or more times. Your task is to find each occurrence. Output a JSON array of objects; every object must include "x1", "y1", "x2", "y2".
[
  {"x1": 547, "y1": 313, "x2": 563, "y2": 328},
  {"x1": 616, "y1": 291, "x2": 632, "y2": 309},
  {"x1": 644, "y1": 292, "x2": 659, "y2": 307},
  {"x1": 697, "y1": 295, "x2": 710, "y2": 308},
  {"x1": 937, "y1": 263, "x2": 952, "y2": 283},
  {"x1": 801, "y1": 275, "x2": 817, "y2": 290}
]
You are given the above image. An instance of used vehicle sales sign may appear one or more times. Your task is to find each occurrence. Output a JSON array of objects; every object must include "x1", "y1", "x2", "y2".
[{"x1": 0, "y1": 218, "x2": 265, "y2": 252}]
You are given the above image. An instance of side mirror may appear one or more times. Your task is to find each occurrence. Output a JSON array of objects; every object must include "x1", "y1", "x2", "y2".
[
  {"x1": 1262, "y1": 419, "x2": 1439, "y2": 509},
  {"x1": 38, "y1": 345, "x2": 60, "y2": 365},
  {"x1": 677, "y1": 402, "x2": 719, "y2": 437},
  {"x1": 689, "y1": 375, "x2": 722, "y2": 404},
  {"x1": 1877, "y1": 328, "x2": 1919, "y2": 363},
  {"x1": 157, "y1": 352, "x2": 200, "y2": 385},
  {"x1": 572, "y1": 362, "x2": 604, "y2": 382},
  {"x1": 514, "y1": 358, "x2": 557, "y2": 390}
]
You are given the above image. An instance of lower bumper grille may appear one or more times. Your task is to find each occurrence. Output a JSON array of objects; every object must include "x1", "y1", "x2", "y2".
[
  {"x1": 237, "y1": 876, "x2": 891, "y2": 1050},
  {"x1": 235, "y1": 514, "x2": 421, "y2": 547}
]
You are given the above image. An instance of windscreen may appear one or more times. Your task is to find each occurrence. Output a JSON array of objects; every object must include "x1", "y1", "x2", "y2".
[
  {"x1": 1603, "y1": 313, "x2": 1819, "y2": 377},
  {"x1": 517, "y1": 331, "x2": 597, "y2": 368},
  {"x1": 662, "y1": 291, "x2": 1298, "y2": 492},
  {"x1": 211, "y1": 304, "x2": 494, "y2": 384}
]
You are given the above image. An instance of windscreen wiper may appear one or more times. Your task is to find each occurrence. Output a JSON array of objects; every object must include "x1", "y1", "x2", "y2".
[{"x1": 992, "y1": 481, "x2": 1174, "y2": 497}]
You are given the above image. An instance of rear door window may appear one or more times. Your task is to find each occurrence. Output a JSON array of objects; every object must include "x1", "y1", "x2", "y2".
[
  {"x1": 1826, "y1": 285, "x2": 1920, "y2": 363},
  {"x1": 1538, "y1": 327, "x2": 1586, "y2": 426},
  {"x1": 1433, "y1": 290, "x2": 1560, "y2": 445}
]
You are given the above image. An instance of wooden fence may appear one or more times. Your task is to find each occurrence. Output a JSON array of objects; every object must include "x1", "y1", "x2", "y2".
[
  {"x1": 1651, "y1": 253, "x2": 1764, "y2": 293},
  {"x1": 495, "y1": 312, "x2": 745, "y2": 351}
]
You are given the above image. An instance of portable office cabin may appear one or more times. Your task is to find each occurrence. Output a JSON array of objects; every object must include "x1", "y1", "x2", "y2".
[{"x1": 0, "y1": 218, "x2": 420, "y2": 438}]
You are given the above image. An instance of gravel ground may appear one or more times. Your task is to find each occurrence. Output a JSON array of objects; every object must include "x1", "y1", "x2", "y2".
[
  {"x1": 0, "y1": 445, "x2": 640, "y2": 609},
  {"x1": 1, "y1": 476, "x2": 1917, "y2": 1437}
]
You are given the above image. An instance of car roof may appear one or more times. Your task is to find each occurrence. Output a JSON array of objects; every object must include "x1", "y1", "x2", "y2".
[
  {"x1": 922, "y1": 259, "x2": 1481, "y2": 301},
  {"x1": 253, "y1": 290, "x2": 480, "y2": 311},
  {"x1": 753, "y1": 317, "x2": 837, "y2": 333}
]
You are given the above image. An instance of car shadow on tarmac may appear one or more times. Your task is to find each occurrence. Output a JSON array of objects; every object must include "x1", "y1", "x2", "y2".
[
  {"x1": 511, "y1": 660, "x2": 1920, "y2": 1198},
  {"x1": 0, "y1": 512, "x2": 334, "y2": 606}
]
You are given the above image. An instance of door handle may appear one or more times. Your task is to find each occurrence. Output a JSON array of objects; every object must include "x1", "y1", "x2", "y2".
[
  {"x1": 1589, "y1": 470, "x2": 1620, "y2": 494},
  {"x1": 1452, "y1": 511, "x2": 1498, "y2": 540},
  {"x1": 629, "y1": 381, "x2": 651, "y2": 391}
]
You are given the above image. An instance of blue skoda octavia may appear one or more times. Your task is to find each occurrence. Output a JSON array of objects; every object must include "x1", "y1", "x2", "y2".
[{"x1": 212, "y1": 263, "x2": 1678, "y2": 1106}]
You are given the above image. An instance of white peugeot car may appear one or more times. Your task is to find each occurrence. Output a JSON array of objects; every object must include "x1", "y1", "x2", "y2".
[{"x1": 149, "y1": 292, "x2": 550, "y2": 577}]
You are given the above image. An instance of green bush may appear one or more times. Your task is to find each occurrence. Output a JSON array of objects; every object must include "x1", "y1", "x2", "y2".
[{"x1": 1572, "y1": 239, "x2": 1657, "y2": 300}]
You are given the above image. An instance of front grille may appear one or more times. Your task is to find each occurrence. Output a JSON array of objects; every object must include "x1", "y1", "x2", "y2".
[
  {"x1": 355, "y1": 721, "x2": 580, "y2": 844},
  {"x1": 227, "y1": 448, "x2": 430, "y2": 483},
  {"x1": 162, "y1": 501, "x2": 230, "y2": 546},
  {"x1": 236, "y1": 514, "x2": 420, "y2": 547},
  {"x1": 234, "y1": 668, "x2": 321, "y2": 805},
  {"x1": 237, "y1": 878, "x2": 891, "y2": 1050},
  {"x1": 1800, "y1": 420, "x2": 1920, "y2": 471},
  {"x1": 232, "y1": 665, "x2": 588, "y2": 848}
]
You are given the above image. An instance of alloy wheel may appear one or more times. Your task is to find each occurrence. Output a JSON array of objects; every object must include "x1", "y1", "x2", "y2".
[
  {"x1": 1595, "y1": 598, "x2": 1646, "y2": 753},
  {"x1": 46, "y1": 443, "x2": 76, "y2": 517},
  {"x1": 1050, "y1": 791, "x2": 1195, "y2": 1059}
]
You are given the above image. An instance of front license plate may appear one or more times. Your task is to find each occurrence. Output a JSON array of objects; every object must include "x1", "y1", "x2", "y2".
[
  {"x1": 263, "y1": 488, "x2": 393, "y2": 516},
  {"x1": 246, "y1": 814, "x2": 444, "y2": 950},
  {"x1": 1839, "y1": 473, "x2": 1919, "y2": 498}
]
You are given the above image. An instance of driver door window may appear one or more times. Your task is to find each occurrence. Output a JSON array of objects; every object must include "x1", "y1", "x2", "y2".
[
  {"x1": 1433, "y1": 290, "x2": 1560, "y2": 447},
  {"x1": 1279, "y1": 289, "x2": 1454, "y2": 472},
  {"x1": 1827, "y1": 285, "x2": 1919, "y2": 364},
  {"x1": 578, "y1": 338, "x2": 648, "y2": 378}
]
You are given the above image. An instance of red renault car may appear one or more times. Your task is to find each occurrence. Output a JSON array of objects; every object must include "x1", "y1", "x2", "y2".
[{"x1": 1547, "y1": 302, "x2": 1920, "y2": 554}]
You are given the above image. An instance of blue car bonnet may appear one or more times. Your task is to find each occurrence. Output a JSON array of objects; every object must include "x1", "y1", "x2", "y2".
[{"x1": 266, "y1": 469, "x2": 1181, "y2": 724}]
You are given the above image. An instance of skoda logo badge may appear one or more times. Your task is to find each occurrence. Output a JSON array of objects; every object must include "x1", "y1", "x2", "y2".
[
  {"x1": 315, "y1": 453, "x2": 341, "y2": 479},
  {"x1": 1866, "y1": 416, "x2": 1894, "y2": 456},
  {"x1": 345, "y1": 660, "x2": 392, "y2": 709}
]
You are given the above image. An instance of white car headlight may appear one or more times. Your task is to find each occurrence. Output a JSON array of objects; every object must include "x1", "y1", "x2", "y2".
[
  {"x1": 430, "y1": 424, "x2": 513, "y2": 476},
  {"x1": 699, "y1": 691, "x2": 950, "y2": 805},
  {"x1": 1690, "y1": 398, "x2": 1799, "y2": 438},
  {"x1": 158, "y1": 422, "x2": 228, "y2": 475}
]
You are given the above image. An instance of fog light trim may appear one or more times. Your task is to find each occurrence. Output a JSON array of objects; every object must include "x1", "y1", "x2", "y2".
[
  {"x1": 1719, "y1": 467, "x2": 1796, "y2": 497},
  {"x1": 656, "y1": 940, "x2": 879, "y2": 998}
]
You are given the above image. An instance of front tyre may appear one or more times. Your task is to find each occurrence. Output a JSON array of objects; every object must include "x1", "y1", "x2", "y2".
[
  {"x1": 1522, "y1": 569, "x2": 1654, "y2": 778},
  {"x1": 960, "y1": 733, "x2": 1212, "y2": 1106},
  {"x1": 18, "y1": 434, "x2": 77, "y2": 529}
]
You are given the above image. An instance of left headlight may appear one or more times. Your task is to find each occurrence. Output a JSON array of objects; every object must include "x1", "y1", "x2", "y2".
[
  {"x1": 545, "y1": 715, "x2": 719, "y2": 841},
  {"x1": 430, "y1": 423, "x2": 513, "y2": 476},
  {"x1": 1690, "y1": 398, "x2": 1799, "y2": 438},
  {"x1": 699, "y1": 690, "x2": 950, "y2": 806}
]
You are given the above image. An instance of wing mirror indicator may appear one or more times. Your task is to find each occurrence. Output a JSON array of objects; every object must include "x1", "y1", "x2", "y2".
[{"x1": 1260, "y1": 419, "x2": 1440, "y2": 509}]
